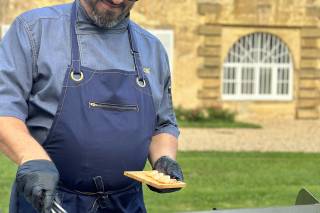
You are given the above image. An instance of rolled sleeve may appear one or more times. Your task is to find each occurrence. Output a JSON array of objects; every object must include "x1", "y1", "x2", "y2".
[
  {"x1": 0, "y1": 17, "x2": 34, "y2": 121},
  {"x1": 153, "y1": 52, "x2": 180, "y2": 139}
]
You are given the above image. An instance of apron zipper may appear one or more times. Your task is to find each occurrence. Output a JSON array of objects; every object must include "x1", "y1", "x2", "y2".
[{"x1": 89, "y1": 102, "x2": 139, "y2": 112}]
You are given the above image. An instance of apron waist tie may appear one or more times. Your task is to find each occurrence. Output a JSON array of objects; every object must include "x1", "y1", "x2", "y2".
[
  {"x1": 57, "y1": 176, "x2": 139, "y2": 212},
  {"x1": 91, "y1": 176, "x2": 109, "y2": 212}
]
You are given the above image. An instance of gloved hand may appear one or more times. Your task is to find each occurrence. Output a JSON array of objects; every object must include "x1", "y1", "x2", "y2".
[
  {"x1": 16, "y1": 160, "x2": 59, "y2": 213},
  {"x1": 148, "y1": 156, "x2": 184, "y2": 193}
]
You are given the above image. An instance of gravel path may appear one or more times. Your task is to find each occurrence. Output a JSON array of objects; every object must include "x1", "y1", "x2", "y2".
[{"x1": 178, "y1": 119, "x2": 320, "y2": 152}]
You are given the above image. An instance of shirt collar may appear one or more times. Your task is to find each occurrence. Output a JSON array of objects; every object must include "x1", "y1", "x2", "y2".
[{"x1": 75, "y1": 0, "x2": 129, "y2": 34}]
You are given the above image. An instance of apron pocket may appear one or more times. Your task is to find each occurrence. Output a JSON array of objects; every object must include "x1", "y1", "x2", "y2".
[{"x1": 89, "y1": 102, "x2": 139, "y2": 112}]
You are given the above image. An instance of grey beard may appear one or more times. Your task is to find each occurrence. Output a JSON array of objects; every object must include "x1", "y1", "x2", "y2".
[{"x1": 91, "y1": 9, "x2": 128, "y2": 28}]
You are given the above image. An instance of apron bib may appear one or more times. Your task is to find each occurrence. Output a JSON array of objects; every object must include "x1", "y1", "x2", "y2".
[{"x1": 13, "y1": 2, "x2": 156, "y2": 212}]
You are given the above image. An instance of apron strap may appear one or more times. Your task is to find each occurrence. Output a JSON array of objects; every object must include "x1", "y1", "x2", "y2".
[
  {"x1": 128, "y1": 24, "x2": 145, "y2": 83},
  {"x1": 90, "y1": 176, "x2": 111, "y2": 211},
  {"x1": 70, "y1": 2, "x2": 145, "y2": 83},
  {"x1": 58, "y1": 179, "x2": 139, "y2": 212},
  {"x1": 70, "y1": 2, "x2": 81, "y2": 75},
  {"x1": 58, "y1": 180, "x2": 139, "y2": 196}
]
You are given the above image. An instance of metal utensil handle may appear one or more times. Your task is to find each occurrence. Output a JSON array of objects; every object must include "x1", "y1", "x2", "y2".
[{"x1": 51, "y1": 200, "x2": 68, "y2": 213}]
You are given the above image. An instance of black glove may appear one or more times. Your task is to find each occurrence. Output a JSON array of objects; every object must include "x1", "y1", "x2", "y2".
[
  {"x1": 148, "y1": 156, "x2": 184, "y2": 193},
  {"x1": 16, "y1": 160, "x2": 59, "y2": 213}
]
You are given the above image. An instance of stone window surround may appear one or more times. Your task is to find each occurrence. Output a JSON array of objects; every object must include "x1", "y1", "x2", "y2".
[{"x1": 198, "y1": 23, "x2": 319, "y2": 119}]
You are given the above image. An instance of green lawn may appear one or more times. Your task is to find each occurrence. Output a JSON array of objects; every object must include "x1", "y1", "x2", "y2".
[
  {"x1": 0, "y1": 154, "x2": 17, "y2": 213},
  {"x1": 1, "y1": 152, "x2": 320, "y2": 213}
]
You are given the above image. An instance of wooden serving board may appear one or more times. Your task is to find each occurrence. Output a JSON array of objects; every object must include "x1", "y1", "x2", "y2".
[{"x1": 124, "y1": 171, "x2": 186, "y2": 189}]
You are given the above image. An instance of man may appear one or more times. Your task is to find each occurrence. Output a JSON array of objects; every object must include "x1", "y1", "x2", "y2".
[{"x1": 0, "y1": 0, "x2": 183, "y2": 212}]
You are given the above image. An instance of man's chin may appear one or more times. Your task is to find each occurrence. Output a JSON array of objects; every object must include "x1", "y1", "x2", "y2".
[
  {"x1": 90, "y1": 4, "x2": 129, "y2": 28},
  {"x1": 92, "y1": 14, "x2": 123, "y2": 28}
]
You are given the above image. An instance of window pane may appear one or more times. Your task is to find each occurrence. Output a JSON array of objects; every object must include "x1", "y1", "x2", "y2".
[
  {"x1": 259, "y1": 67, "x2": 272, "y2": 94},
  {"x1": 223, "y1": 67, "x2": 237, "y2": 94},
  {"x1": 241, "y1": 67, "x2": 255, "y2": 94},
  {"x1": 277, "y1": 67, "x2": 290, "y2": 95}
]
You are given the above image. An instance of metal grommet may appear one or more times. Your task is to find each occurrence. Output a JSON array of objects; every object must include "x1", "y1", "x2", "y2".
[
  {"x1": 136, "y1": 77, "x2": 146, "y2": 88},
  {"x1": 70, "y1": 70, "x2": 84, "y2": 82}
]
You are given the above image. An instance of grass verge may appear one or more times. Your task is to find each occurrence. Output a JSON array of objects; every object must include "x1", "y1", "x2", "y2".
[
  {"x1": 0, "y1": 154, "x2": 17, "y2": 213},
  {"x1": 1, "y1": 152, "x2": 320, "y2": 213}
]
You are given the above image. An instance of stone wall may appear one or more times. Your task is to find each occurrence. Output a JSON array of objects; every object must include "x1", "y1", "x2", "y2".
[
  {"x1": 298, "y1": 28, "x2": 320, "y2": 119},
  {"x1": 197, "y1": 0, "x2": 320, "y2": 120}
]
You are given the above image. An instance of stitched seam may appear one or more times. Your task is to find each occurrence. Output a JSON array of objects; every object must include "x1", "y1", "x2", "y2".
[
  {"x1": 16, "y1": 16, "x2": 38, "y2": 79},
  {"x1": 94, "y1": 70, "x2": 135, "y2": 75},
  {"x1": 78, "y1": 35, "x2": 83, "y2": 66},
  {"x1": 77, "y1": 31, "x2": 126, "y2": 35},
  {"x1": 78, "y1": 67, "x2": 136, "y2": 75},
  {"x1": 25, "y1": 13, "x2": 70, "y2": 28},
  {"x1": 50, "y1": 72, "x2": 71, "y2": 133},
  {"x1": 130, "y1": 22, "x2": 159, "y2": 41},
  {"x1": 65, "y1": 70, "x2": 135, "y2": 88},
  {"x1": 87, "y1": 59, "x2": 135, "y2": 71},
  {"x1": 65, "y1": 69, "x2": 139, "y2": 87},
  {"x1": 25, "y1": 14, "x2": 69, "y2": 27}
]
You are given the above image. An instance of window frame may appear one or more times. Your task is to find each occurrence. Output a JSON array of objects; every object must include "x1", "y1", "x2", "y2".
[
  {"x1": 221, "y1": 32, "x2": 294, "y2": 101},
  {"x1": 147, "y1": 29, "x2": 174, "y2": 72}
]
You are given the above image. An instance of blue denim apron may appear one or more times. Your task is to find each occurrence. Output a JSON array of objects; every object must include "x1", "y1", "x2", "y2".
[{"x1": 12, "y1": 2, "x2": 156, "y2": 212}]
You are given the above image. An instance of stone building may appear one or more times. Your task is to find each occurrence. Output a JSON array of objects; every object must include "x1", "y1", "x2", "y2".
[{"x1": 1, "y1": 0, "x2": 320, "y2": 121}]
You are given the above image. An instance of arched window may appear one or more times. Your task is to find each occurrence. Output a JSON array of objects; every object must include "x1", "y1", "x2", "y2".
[{"x1": 222, "y1": 32, "x2": 293, "y2": 101}]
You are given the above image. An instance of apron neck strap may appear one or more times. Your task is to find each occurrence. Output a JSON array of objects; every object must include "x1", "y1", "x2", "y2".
[
  {"x1": 70, "y1": 2, "x2": 81, "y2": 74},
  {"x1": 128, "y1": 24, "x2": 145, "y2": 81},
  {"x1": 70, "y1": 2, "x2": 145, "y2": 81}
]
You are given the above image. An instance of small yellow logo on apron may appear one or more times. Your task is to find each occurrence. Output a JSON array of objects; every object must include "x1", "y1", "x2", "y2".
[{"x1": 143, "y1": 67, "x2": 151, "y2": 74}]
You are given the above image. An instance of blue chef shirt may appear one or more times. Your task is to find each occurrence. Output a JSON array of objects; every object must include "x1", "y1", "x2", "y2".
[{"x1": 0, "y1": 0, "x2": 179, "y2": 144}]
